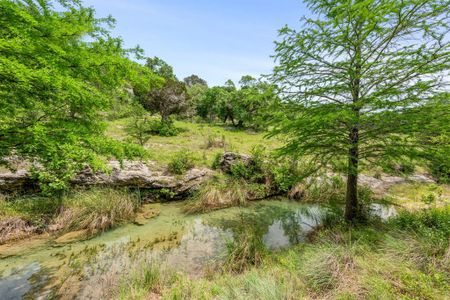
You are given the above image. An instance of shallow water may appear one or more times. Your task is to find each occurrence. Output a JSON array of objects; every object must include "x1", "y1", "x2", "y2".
[{"x1": 0, "y1": 200, "x2": 396, "y2": 299}]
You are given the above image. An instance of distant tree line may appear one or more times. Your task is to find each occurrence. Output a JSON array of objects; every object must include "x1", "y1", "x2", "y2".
[{"x1": 132, "y1": 56, "x2": 280, "y2": 132}]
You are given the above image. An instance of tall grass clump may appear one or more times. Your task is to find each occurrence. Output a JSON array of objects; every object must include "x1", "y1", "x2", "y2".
[
  {"x1": 203, "y1": 133, "x2": 226, "y2": 149},
  {"x1": 223, "y1": 213, "x2": 269, "y2": 273},
  {"x1": 0, "y1": 193, "x2": 62, "y2": 243},
  {"x1": 116, "y1": 263, "x2": 177, "y2": 300},
  {"x1": 183, "y1": 179, "x2": 246, "y2": 214},
  {"x1": 392, "y1": 206, "x2": 450, "y2": 255},
  {"x1": 55, "y1": 188, "x2": 139, "y2": 234}
]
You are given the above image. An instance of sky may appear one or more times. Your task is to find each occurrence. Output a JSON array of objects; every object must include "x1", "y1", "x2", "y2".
[{"x1": 81, "y1": 0, "x2": 310, "y2": 86}]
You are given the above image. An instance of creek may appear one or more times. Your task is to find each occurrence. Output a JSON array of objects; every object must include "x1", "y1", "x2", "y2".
[{"x1": 0, "y1": 199, "x2": 395, "y2": 299}]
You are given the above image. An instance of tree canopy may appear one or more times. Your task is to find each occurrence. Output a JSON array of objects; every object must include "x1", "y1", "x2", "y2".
[
  {"x1": 142, "y1": 79, "x2": 189, "y2": 123},
  {"x1": 194, "y1": 77, "x2": 279, "y2": 128},
  {"x1": 184, "y1": 74, "x2": 208, "y2": 88},
  {"x1": 270, "y1": 0, "x2": 450, "y2": 220},
  {"x1": 145, "y1": 56, "x2": 176, "y2": 80},
  {"x1": 0, "y1": 0, "x2": 154, "y2": 191}
]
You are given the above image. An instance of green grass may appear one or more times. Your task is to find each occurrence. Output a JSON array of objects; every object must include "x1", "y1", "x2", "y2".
[
  {"x1": 387, "y1": 183, "x2": 450, "y2": 209},
  {"x1": 106, "y1": 118, "x2": 282, "y2": 167},
  {"x1": 111, "y1": 206, "x2": 450, "y2": 300}
]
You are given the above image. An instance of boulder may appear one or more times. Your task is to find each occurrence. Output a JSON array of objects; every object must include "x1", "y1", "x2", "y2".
[{"x1": 219, "y1": 152, "x2": 253, "y2": 173}]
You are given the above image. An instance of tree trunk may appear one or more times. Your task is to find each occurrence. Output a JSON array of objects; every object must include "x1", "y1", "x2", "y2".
[
  {"x1": 345, "y1": 126, "x2": 359, "y2": 221},
  {"x1": 346, "y1": 25, "x2": 362, "y2": 222}
]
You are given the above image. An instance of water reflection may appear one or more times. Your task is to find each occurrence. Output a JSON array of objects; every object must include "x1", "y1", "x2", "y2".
[
  {"x1": 263, "y1": 206, "x2": 323, "y2": 250},
  {"x1": 0, "y1": 263, "x2": 42, "y2": 300}
]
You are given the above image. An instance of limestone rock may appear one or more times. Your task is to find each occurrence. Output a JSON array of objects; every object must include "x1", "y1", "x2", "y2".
[
  {"x1": 0, "y1": 160, "x2": 212, "y2": 197},
  {"x1": 219, "y1": 152, "x2": 252, "y2": 173}
]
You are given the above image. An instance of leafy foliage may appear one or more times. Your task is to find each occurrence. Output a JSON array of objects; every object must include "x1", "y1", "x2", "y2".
[
  {"x1": 270, "y1": 0, "x2": 450, "y2": 220},
  {"x1": 0, "y1": 0, "x2": 152, "y2": 192},
  {"x1": 124, "y1": 106, "x2": 153, "y2": 146},
  {"x1": 141, "y1": 79, "x2": 189, "y2": 125},
  {"x1": 145, "y1": 56, "x2": 176, "y2": 80},
  {"x1": 194, "y1": 76, "x2": 279, "y2": 129},
  {"x1": 167, "y1": 151, "x2": 195, "y2": 174},
  {"x1": 183, "y1": 74, "x2": 208, "y2": 87}
]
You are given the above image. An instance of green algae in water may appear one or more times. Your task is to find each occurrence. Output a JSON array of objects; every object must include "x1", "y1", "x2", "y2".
[{"x1": 0, "y1": 200, "x2": 396, "y2": 299}]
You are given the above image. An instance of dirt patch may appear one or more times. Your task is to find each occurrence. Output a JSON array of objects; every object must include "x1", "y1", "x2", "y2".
[{"x1": 0, "y1": 217, "x2": 38, "y2": 245}]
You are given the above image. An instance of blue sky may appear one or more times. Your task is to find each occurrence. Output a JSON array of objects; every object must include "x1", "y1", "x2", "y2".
[{"x1": 81, "y1": 0, "x2": 309, "y2": 86}]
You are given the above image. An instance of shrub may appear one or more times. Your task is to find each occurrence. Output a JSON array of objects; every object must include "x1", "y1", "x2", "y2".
[
  {"x1": 148, "y1": 119, "x2": 179, "y2": 137},
  {"x1": 229, "y1": 145, "x2": 266, "y2": 183},
  {"x1": 211, "y1": 152, "x2": 223, "y2": 170},
  {"x1": 382, "y1": 159, "x2": 415, "y2": 175},
  {"x1": 421, "y1": 192, "x2": 437, "y2": 206},
  {"x1": 426, "y1": 134, "x2": 450, "y2": 183},
  {"x1": 167, "y1": 151, "x2": 195, "y2": 175}
]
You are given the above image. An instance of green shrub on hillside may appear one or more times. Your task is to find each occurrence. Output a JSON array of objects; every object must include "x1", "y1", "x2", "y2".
[
  {"x1": 168, "y1": 151, "x2": 195, "y2": 174},
  {"x1": 148, "y1": 119, "x2": 180, "y2": 137}
]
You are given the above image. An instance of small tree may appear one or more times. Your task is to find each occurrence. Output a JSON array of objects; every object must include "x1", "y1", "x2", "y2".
[
  {"x1": 124, "y1": 106, "x2": 152, "y2": 146},
  {"x1": 271, "y1": 0, "x2": 450, "y2": 221},
  {"x1": 142, "y1": 79, "x2": 189, "y2": 124}
]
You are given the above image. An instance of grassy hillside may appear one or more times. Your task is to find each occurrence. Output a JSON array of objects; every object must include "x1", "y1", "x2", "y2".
[{"x1": 106, "y1": 118, "x2": 283, "y2": 167}]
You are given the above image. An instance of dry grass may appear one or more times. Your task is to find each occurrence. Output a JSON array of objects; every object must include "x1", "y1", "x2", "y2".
[
  {"x1": 183, "y1": 180, "x2": 247, "y2": 214},
  {"x1": 54, "y1": 188, "x2": 139, "y2": 234},
  {"x1": 0, "y1": 217, "x2": 38, "y2": 244}
]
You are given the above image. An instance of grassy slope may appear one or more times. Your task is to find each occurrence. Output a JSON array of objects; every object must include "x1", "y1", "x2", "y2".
[{"x1": 106, "y1": 118, "x2": 283, "y2": 167}]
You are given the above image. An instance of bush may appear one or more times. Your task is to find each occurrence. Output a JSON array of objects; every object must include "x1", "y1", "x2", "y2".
[
  {"x1": 426, "y1": 134, "x2": 450, "y2": 183},
  {"x1": 382, "y1": 159, "x2": 415, "y2": 175},
  {"x1": 229, "y1": 145, "x2": 266, "y2": 183},
  {"x1": 148, "y1": 119, "x2": 179, "y2": 137},
  {"x1": 167, "y1": 151, "x2": 195, "y2": 175},
  {"x1": 211, "y1": 152, "x2": 223, "y2": 170}
]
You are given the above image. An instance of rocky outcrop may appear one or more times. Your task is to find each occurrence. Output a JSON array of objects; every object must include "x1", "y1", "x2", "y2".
[
  {"x1": 219, "y1": 152, "x2": 253, "y2": 173},
  {"x1": 0, "y1": 160, "x2": 212, "y2": 197},
  {"x1": 359, "y1": 174, "x2": 435, "y2": 195}
]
